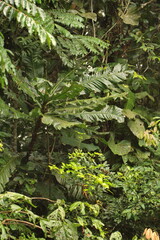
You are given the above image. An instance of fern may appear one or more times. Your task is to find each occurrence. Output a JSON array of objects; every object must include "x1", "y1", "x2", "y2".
[
  {"x1": 0, "y1": 32, "x2": 15, "y2": 86},
  {"x1": 0, "y1": 152, "x2": 16, "y2": 193},
  {"x1": 73, "y1": 35, "x2": 109, "y2": 54},
  {"x1": 0, "y1": 0, "x2": 56, "y2": 47},
  {"x1": 53, "y1": 9, "x2": 84, "y2": 29},
  {"x1": 56, "y1": 35, "x2": 109, "y2": 66}
]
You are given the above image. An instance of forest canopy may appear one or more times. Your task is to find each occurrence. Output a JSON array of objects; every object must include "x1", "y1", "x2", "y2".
[{"x1": 0, "y1": 0, "x2": 160, "y2": 239}]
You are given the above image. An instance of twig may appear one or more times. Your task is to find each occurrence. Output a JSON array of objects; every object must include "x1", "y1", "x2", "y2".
[
  {"x1": 124, "y1": 0, "x2": 131, "y2": 14},
  {"x1": 31, "y1": 197, "x2": 56, "y2": 203},
  {"x1": 101, "y1": 21, "x2": 118, "y2": 39},
  {"x1": 141, "y1": 0, "x2": 155, "y2": 8},
  {"x1": 2, "y1": 219, "x2": 42, "y2": 230},
  {"x1": 90, "y1": 0, "x2": 96, "y2": 37}
]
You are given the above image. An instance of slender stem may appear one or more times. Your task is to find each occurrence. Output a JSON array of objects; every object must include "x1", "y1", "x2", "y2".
[
  {"x1": 141, "y1": 0, "x2": 155, "y2": 8},
  {"x1": 101, "y1": 21, "x2": 119, "y2": 39},
  {"x1": 2, "y1": 219, "x2": 42, "y2": 230},
  {"x1": 31, "y1": 197, "x2": 56, "y2": 203},
  {"x1": 90, "y1": 0, "x2": 96, "y2": 37}
]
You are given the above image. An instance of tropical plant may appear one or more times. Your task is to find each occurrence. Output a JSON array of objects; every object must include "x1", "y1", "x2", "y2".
[{"x1": 0, "y1": 0, "x2": 160, "y2": 239}]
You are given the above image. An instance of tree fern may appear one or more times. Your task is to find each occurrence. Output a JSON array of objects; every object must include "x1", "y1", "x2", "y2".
[{"x1": 0, "y1": 0, "x2": 56, "y2": 47}]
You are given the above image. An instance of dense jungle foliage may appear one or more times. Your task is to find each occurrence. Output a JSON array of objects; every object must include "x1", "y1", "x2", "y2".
[{"x1": 0, "y1": 0, "x2": 160, "y2": 239}]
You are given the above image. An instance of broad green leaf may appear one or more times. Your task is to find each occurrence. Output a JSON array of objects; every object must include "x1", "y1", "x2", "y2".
[
  {"x1": 69, "y1": 201, "x2": 82, "y2": 211},
  {"x1": 125, "y1": 91, "x2": 135, "y2": 110},
  {"x1": 91, "y1": 218, "x2": 104, "y2": 230},
  {"x1": 77, "y1": 216, "x2": 86, "y2": 226},
  {"x1": 48, "y1": 206, "x2": 65, "y2": 221},
  {"x1": 135, "y1": 91, "x2": 154, "y2": 102},
  {"x1": 128, "y1": 118, "x2": 145, "y2": 139},
  {"x1": 110, "y1": 231, "x2": 122, "y2": 240},
  {"x1": 10, "y1": 204, "x2": 22, "y2": 212},
  {"x1": 123, "y1": 109, "x2": 137, "y2": 119},
  {"x1": 80, "y1": 12, "x2": 97, "y2": 21},
  {"x1": 108, "y1": 134, "x2": 132, "y2": 156},
  {"x1": 136, "y1": 149, "x2": 150, "y2": 159},
  {"x1": 54, "y1": 220, "x2": 78, "y2": 240},
  {"x1": 70, "y1": 201, "x2": 85, "y2": 215},
  {"x1": 42, "y1": 115, "x2": 80, "y2": 130},
  {"x1": 118, "y1": 4, "x2": 141, "y2": 26}
]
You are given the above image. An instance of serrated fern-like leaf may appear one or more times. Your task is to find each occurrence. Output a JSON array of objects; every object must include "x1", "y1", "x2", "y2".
[
  {"x1": 76, "y1": 105, "x2": 125, "y2": 123},
  {"x1": 83, "y1": 64, "x2": 129, "y2": 92},
  {"x1": 56, "y1": 35, "x2": 109, "y2": 66},
  {"x1": 53, "y1": 9, "x2": 84, "y2": 29},
  {"x1": 0, "y1": 156, "x2": 16, "y2": 193},
  {"x1": 0, "y1": 33, "x2": 15, "y2": 85},
  {"x1": 73, "y1": 35, "x2": 109, "y2": 54},
  {"x1": 0, "y1": 0, "x2": 56, "y2": 47}
]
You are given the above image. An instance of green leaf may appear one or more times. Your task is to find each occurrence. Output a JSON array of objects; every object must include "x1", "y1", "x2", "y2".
[
  {"x1": 77, "y1": 105, "x2": 124, "y2": 123},
  {"x1": 128, "y1": 118, "x2": 145, "y2": 139},
  {"x1": 110, "y1": 231, "x2": 122, "y2": 240},
  {"x1": 80, "y1": 12, "x2": 97, "y2": 21},
  {"x1": 77, "y1": 216, "x2": 86, "y2": 226},
  {"x1": 108, "y1": 134, "x2": 132, "y2": 156},
  {"x1": 119, "y1": 4, "x2": 141, "y2": 26},
  {"x1": 69, "y1": 201, "x2": 82, "y2": 211},
  {"x1": 10, "y1": 204, "x2": 22, "y2": 212},
  {"x1": 70, "y1": 201, "x2": 85, "y2": 215},
  {"x1": 42, "y1": 115, "x2": 80, "y2": 130},
  {"x1": 125, "y1": 91, "x2": 135, "y2": 110},
  {"x1": 54, "y1": 220, "x2": 78, "y2": 240},
  {"x1": 91, "y1": 218, "x2": 104, "y2": 230},
  {"x1": 0, "y1": 155, "x2": 17, "y2": 193},
  {"x1": 123, "y1": 109, "x2": 137, "y2": 119}
]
